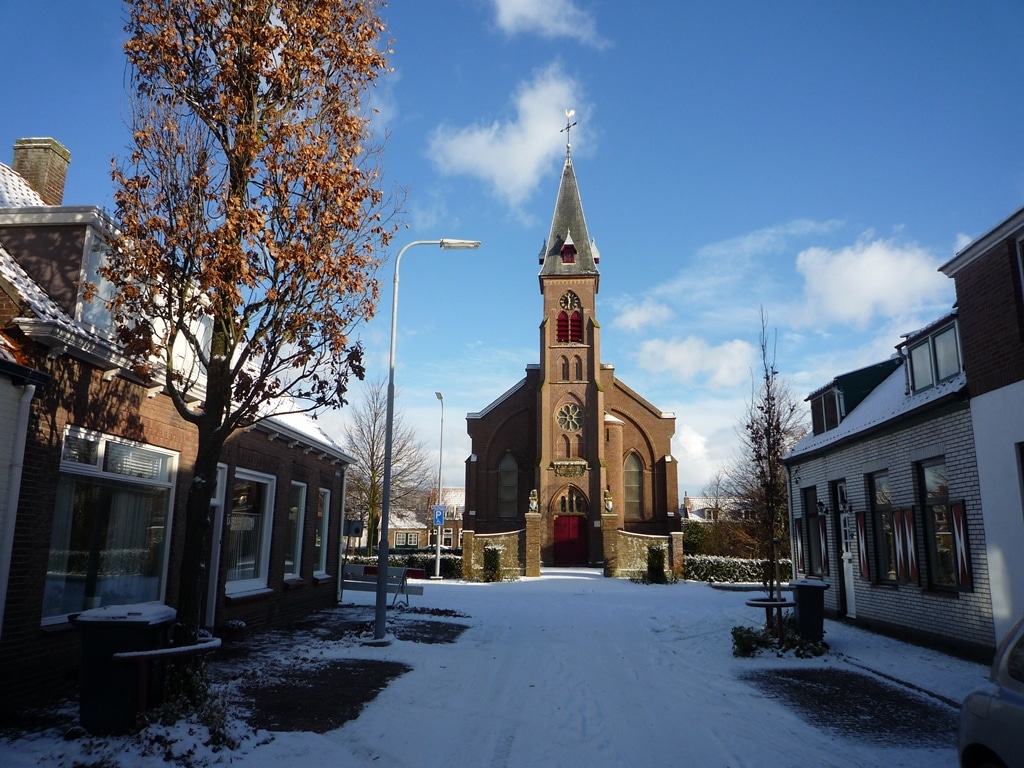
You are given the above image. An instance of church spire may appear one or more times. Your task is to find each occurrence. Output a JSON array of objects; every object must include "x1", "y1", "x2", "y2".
[{"x1": 538, "y1": 110, "x2": 599, "y2": 289}]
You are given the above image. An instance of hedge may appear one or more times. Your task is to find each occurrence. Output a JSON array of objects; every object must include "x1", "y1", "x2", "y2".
[{"x1": 683, "y1": 554, "x2": 793, "y2": 584}]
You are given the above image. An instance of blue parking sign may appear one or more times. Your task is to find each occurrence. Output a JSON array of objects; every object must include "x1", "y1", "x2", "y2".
[{"x1": 432, "y1": 505, "x2": 445, "y2": 526}]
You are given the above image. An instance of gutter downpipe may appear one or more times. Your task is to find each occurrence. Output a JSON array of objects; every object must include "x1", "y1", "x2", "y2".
[{"x1": 0, "y1": 383, "x2": 37, "y2": 643}]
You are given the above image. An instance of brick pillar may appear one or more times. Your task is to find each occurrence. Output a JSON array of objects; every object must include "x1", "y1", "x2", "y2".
[
  {"x1": 524, "y1": 513, "x2": 542, "y2": 577},
  {"x1": 669, "y1": 531, "x2": 685, "y2": 578},
  {"x1": 601, "y1": 513, "x2": 619, "y2": 577},
  {"x1": 461, "y1": 530, "x2": 475, "y2": 580}
]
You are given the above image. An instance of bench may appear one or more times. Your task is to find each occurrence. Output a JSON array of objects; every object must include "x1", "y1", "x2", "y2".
[
  {"x1": 342, "y1": 564, "x2": 425, "y2": 606},
  {"x1": 113, "y1": 635, "x2": 222, "y2": 712}
]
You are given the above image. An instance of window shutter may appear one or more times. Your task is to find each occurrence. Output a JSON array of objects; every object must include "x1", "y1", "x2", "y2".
[
  {"x1": 893, "y1": 509, "x2": 907, "y2": 582},
  {"x1": 819, "y1": 516, "x2": 829, "y2": 576},
  {"x1": 951, "y1": 501, "x2": 972, "y2": 589},
  {"x1": 902, "y1": 507, "x2": 919, "y2": 584},
  {"x1": 856, "y1": 511, "x2": 869, "y2": 579},
  {"x1": 794, "y1": 517, "x2": 804, "y2": 573}
]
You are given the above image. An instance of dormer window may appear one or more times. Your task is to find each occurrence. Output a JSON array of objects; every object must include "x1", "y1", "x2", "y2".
[
  {"x1": 908, "y1": 322, "x2": 960, "y2": 393},
  {"x1": 560, "y1": 230, "x2": 577, "y2": 264},
  {"x1": 810, "y1": 388, "x2": 842, "y2": 436}
]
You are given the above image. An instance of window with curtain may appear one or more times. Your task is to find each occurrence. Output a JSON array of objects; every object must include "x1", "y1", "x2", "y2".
[
  {"x1": 225, "y1": 469, "x2": 276, "y2": 593},
  {"x1": 42, "y1": 428, "x2": 176, "y2": 624},
  {"x1": 624, "y1": 453, "x2": 643, "y2": 519},
  {"x1": 870, "y1": 471, "x2": 897, "y2": 583}
]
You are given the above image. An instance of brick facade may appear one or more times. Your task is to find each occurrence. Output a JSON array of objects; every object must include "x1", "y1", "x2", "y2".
[
  {"x1": 463, "y1": 153, "x2": 678, "y2": 573},
  {"x1": 0, "y1": 210, "x2": 352, "y2": 712}
]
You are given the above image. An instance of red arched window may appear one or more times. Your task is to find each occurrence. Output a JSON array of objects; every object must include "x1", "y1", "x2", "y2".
[
  {"x1": 569, "y1": 311, "x2": 583, "y2": 342},
  {"x1": 556, "y1": 311, "x2": 569, "y2": 342}
]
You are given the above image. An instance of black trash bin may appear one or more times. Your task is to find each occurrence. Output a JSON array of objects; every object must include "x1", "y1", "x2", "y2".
[
  {"x1": 790, "y1": 579, "x2": 829, "y2": 642},
  {"x1": 73, "y1": 603, "x2": 176, "y2": 735}
]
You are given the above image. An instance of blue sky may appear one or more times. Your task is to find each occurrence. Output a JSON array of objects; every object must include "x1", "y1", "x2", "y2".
[{"x1": 3, "y1": 1, "x2": 1024, "y2": 499}]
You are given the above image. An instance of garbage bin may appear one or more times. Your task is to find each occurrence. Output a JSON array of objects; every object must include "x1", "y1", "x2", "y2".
[
  {"x1": 790, "y1": 579, "x2": 829, "y2": 642},
  {"x1": 73, "y1": 603, "x2": 176, "y2": 735}
]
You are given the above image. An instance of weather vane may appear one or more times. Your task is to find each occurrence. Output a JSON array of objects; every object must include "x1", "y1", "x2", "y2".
[{"x1": 561, "y1": 108, "x2": 577, "y2": 155}]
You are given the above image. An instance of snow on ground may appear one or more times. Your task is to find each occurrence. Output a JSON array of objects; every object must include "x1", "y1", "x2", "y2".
[{"x1": 0, "y1": 570, "x2": 990, "y2": 767}]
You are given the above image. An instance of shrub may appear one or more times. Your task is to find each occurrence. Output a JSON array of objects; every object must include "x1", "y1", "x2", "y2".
[
  {"x1": 646, "y1": 545, "x2": 667, "y2": 584},
  {"x1": 482, "y1": 545, "x2": 502, "y2": 583},
  {"x1": 731, "y1": 625, "x2": 773, "y2": 657},
  {"x1": 731, "y1": 616, "x2": 829, "y2": 658}
]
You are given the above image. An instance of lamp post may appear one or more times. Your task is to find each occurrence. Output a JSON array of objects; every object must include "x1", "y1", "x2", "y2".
[
  {"x1": 434, "y1": 391, "x2": 444, "y2": 579},
  {"x1": 374, "y1": 239, "x2": 481, "y2": 641}
]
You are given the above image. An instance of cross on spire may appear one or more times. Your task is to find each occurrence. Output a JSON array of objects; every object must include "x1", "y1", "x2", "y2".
[{"x1": 561, "y1": 108, "x2": 577, "y2": 156}]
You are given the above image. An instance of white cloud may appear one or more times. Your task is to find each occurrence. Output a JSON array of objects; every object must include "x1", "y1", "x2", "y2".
[
  {"x1": 612, "y1": 298, "x2": 674, "y2": 332},
  {"x1": 428, "y1": 64, "x2": 584, "y2": 209},
  {"x1": 792, "y1": 236, "x2": 954, "y2": 329},
  {"x1": 635, "y1": 336, "x2": 755, "y2": 388},
  {"x1": 954, "y1": 232, "x2": 973, "y2": 252},
  {"x1": 491, "y1": 0, "x2": 607, "y2": 48}
]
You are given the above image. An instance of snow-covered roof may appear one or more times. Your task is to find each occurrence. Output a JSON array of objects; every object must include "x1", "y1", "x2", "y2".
[
  {"x1": 389, "y1": 508, "x2": 426, "y2": 529},
  {"x1": 0, "y1": 239, "x2": 115, "y2": 356},
  {"x1": 787, "y1": 361, "x2": 966, "y2": 460},
  {"x1": 0, "y1": 162, "x2": 47, "y2": 208}
]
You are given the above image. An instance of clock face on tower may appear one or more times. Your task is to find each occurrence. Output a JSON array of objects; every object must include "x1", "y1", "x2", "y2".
[
  {"x1": 559, "y1": 291, "x2": 581, "y2": 310},
  {"x1": 556, "y1": 403, "x2": 582, "y2": 431}
]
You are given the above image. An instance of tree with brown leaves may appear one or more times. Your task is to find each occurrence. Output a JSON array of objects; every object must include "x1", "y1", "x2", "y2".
[{"x1": 105, "y1": 0, "x2": 397, "y2": 662}]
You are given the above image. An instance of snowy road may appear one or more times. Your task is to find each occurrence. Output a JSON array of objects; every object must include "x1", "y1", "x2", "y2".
[
  {"x1": 0, "y1": 570, "x2": 989, "y2": 767},
  {"x1": 286, "y1": 570, "x2": 985, "y2": 768}
]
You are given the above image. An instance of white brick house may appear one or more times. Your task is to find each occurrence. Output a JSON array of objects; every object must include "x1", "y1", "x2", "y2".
[{"x1": 784, "y1": 313, "x2": 996, "y2": 659}]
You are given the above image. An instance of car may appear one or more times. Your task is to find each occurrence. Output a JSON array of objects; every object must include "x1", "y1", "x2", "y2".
[{"x1": 959, "y1": 615, "x2": 1024, "y2": 768}]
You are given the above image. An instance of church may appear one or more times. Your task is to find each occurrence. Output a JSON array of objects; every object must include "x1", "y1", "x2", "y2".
[{"x1": 463, "y1": 139, "x2": 679, "y2": 571}]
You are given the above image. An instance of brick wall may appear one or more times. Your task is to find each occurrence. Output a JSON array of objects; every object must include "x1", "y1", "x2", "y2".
[
  {"x1": 954, "y1": 238, "x2": 1024, "y2": 397},
  {"x1": 0, "y1": 343, "x2": 349, "y2": 712}
]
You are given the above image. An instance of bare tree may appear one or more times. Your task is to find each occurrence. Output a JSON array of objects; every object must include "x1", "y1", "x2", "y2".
[
  {"x1": 104, "y1": 0, "x2": 398, "y2": 653},
  {"x1": 700, "y1": 468, "x2": 731, "y2": 523},
  {"x1": 729, "y1": 310, "x2": 807, "y2": 591},
  {"x1": 342, "y1": 377, "x2": 432, "y2": 554}
]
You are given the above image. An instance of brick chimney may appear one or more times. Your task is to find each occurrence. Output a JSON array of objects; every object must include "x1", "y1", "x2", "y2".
[{"x1": 11, "y1": 138, "x2": 71, "y2": 206}]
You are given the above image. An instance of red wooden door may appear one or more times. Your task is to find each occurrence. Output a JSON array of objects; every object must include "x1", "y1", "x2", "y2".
[{"x1": 553, "y1": 515, "x2": 588, "y2": 566}]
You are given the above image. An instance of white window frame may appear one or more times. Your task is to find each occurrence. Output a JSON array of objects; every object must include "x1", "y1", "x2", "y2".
[
  {"x1": 43, "y1": 426, "x2": 178, "y2": 625},
  {"x1": 205, "y1": 463, "x2": 228, "y2": 628},
  {"x1": 909, "y1": 321, "x2": 961, "y2": 393},
  {"x1": 225, "y1": 468, "x2": 276, "y2": 596},
  {"x1": 314, "y1": 488, "x2": 331, "y2": 576},
  {"x1": 284, "y1": 481, "x2": 306, "y2": 579}
]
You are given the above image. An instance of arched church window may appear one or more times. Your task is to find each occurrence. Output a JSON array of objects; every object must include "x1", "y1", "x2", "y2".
[
  {"x1": 573, "y1": 355, "x2": 583, "y2": 380},
  {"x1": 560, "y1": 356, "x2": 569, "y2": 380},
  {"x1": 560, "y1": 487, "x2": 588, "y2": 514},
  {"x1": 498, "y1": 453, "x2": 518, "y2": 518},
  {"x1": 624, "y1": 453, "x2": 643, "y2": 519},
  {"x1": 559, "y1": 435, "x2": 571, "y2": 459}
]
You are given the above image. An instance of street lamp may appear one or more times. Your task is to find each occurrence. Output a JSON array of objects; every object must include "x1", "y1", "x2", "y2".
[
  {"x1": 374, "y1": 239, "x2": 481, "y2": 641},
  {"x1": 434, "y1": 391, "x2": 444, "y2": 579}
]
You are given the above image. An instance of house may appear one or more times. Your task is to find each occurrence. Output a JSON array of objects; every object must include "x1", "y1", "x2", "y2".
[
  {"x1": 0, "y1": 138, "x2": 356, "y2": 711},
  {"x1": 939, "y1": 206, "x2": 1024, "y2": 643},
  {"x1": 463, "y1": 143, "x2": 680, "y2": 575},
  {"x1": 784, "y1": 314, "x2": 995, "y2": 659},
  {"x1": 429, "y1": 486, "x2": 465, "y2": 549},
  {"x1": 389, "y1": 508, "x2": 428, "y2": 550}
]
